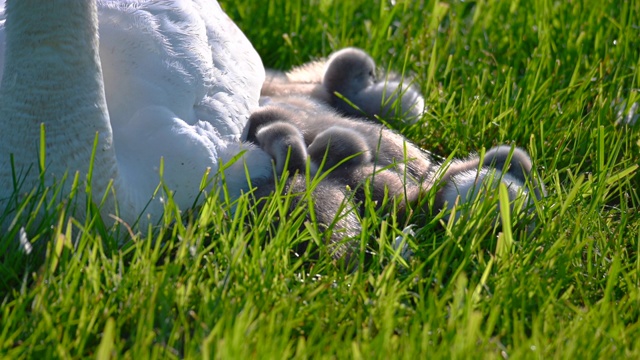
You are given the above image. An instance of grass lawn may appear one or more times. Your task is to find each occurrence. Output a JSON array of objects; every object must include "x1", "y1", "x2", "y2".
[{"x1": 1, "y1": 0, "x2": 639, "y2": 358}]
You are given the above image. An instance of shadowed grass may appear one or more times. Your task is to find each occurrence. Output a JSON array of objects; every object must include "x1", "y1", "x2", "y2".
[{"x1": 1, "y1": 0, "x2": 639, "y2": 358}]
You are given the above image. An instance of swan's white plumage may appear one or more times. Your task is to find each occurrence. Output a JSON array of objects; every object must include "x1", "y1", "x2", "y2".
[
  {"x1": 0, "y1": 0, "x2": 272, "y2": 226},
  {"x1": 97, "y1": 0, "x2": 264, "y2": 136}
]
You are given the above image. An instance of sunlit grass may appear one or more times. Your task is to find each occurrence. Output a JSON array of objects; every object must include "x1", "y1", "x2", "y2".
[{"x1": 1, "y1": 0, "x2": 639, "y2": 358}]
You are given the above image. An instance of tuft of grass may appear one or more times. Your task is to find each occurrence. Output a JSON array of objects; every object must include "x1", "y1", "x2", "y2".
[{"x1": 1, "y1": 0, "x2": 639, "y2": 358}]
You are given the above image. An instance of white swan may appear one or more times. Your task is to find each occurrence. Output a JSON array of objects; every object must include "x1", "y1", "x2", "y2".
[{"x1": 0, "y1": 0, "x2": 273, "y2": 226}]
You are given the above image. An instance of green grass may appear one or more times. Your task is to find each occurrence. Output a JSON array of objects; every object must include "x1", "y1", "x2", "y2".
[{"x1": 2, "y1": 0, "x2": 639, "y2": 358}]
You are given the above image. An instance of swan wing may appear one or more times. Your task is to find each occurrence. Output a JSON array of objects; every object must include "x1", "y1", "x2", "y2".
[
  {"x1": 192, "y1": 0, "x2": 266, "y2": 135},
  {"x1": 94, "y1": 0, "x2": 269, "y2": 214},
  {"x1": 97, "y1": 0, "x2": 264, "y2": 138},
  {"x1": 0, "y1": 0, "x2": 265, "y2": 141}
]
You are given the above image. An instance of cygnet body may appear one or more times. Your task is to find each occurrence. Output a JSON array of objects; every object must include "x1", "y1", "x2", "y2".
[
  {"x1": 247, "y1": 96, "x2": 544, "y2": 215},
  {"x1": 261, "y1": 47, "x2": 425, "y2": 122}
]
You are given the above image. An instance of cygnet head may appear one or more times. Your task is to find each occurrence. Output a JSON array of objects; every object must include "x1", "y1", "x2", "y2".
[
  {"x1": 308, "y1": 126, "x2": 372, "y2": 169},
  {"x1": 434, "y1": 146, "x2": 546, "y2": 224},
  {"x1": 323, "y1": 48, "x2": 425, "y2": 121},
  {"x1": 323, "y1": 47, "x2": 377, "y2": 99},
  {"x1": 481, "y1": 146, "x2": 532, "y2": 183},
  {"x1": 254, "y1": 121, "x2": 310, "y2": 175},
  {"x1": 482, "y1": 145, "x2": 546, "y2": 200},
  {"x1": 243, "y1": 106, "x2": 296, "y2": 144}
]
